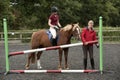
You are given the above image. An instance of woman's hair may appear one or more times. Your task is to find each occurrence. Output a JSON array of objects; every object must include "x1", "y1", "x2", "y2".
[{"x1": 88, "y1": 20, "x2": 94, "y2": 25}]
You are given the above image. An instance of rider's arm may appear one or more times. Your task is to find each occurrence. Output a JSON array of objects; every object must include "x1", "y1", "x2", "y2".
[
  {"x1": 48, "y1": 19, "x2": 54, "y2": 27},
  {"x1": 57, "y1": 20, "x2": 61, "y2": 28}
]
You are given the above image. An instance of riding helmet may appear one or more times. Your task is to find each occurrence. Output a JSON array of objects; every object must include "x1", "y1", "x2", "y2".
[{"x1": 51, "y1": 6, "x2": 58, "y2": 12}]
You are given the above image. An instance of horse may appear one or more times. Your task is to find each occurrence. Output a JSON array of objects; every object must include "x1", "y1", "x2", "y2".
[{"x1": 25, "y1": 23, "x2": 80, "y2": 70}]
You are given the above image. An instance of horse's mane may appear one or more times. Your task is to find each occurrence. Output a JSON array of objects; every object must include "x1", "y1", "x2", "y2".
[{"x1": 61, "y1": 24, "x2": 72, "y2": 31}]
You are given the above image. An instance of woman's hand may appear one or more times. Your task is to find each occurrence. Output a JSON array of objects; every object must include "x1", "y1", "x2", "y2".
[
  {"x1": 84, "y1": 42, "x2": 88, "y2": 45},
  {"x1": 96, "y1": 43, "x2": 99, "y2": 48}
]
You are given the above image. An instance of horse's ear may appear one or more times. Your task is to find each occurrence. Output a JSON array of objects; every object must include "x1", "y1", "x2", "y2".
[{"x1": 72, "y1": 24, "x2": 74, "y2": 27}]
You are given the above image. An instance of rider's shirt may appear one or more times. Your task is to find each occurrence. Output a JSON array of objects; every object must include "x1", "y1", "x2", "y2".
[{"x1": 49, "y1": 13, "x2": 59, "y2": 26}]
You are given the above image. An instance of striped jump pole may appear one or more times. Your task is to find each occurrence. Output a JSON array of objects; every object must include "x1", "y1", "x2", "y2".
[
  {"x1": 9, "y1": 70, "x2": 99, "y2": 74},
  {"x1": 9, "y1": 40, "x2": 98, "y2": 57}
]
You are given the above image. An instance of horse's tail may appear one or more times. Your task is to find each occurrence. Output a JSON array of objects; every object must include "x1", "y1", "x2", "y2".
[
  {"x1": 30, "y1": 32, "x2": 38, "y2": 63},
  {"x1": 31, "y1": 53, "x2": 36, "y2": 63}
]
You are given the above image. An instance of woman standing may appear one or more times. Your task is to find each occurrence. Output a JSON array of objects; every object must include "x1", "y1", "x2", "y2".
[
  {"x1": 81, "y1": 20, "x2": 98, "y2": 70},
  {"x1": 48, "y1": 6, "x2": 61, "y2": 46}
]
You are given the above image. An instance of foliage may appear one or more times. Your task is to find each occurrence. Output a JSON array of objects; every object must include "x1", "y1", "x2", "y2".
[{"x1": 0, "y1": 0, "x2": 120, "y2": 30}]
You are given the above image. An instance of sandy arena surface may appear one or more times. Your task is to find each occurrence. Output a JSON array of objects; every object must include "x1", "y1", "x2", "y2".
[{"x1": 0, "y1": 43, "x2": 120, "y2": 80}]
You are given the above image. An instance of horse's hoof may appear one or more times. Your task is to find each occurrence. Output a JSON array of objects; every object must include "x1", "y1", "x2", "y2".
[
  {"x1": 58, "y1": 67, "x2": 62, "y2": 70},
  {"x1": 66, "y1": 67, "x2": 69, "y2": 70},
  {"x1": 58, "y1": 66, "x2": 62, "y2": 70},
  {"x1": 25, "y1": 64, "x2": 29, "y2": 70},
  {"x1": 25, "y1": 67, "x2": 29, "y2": 70},
  {"x1": 64, "y1": 67, "x2": 69, "y2": 70},
  {"x1": 37, "y1": 66, "x2": 42, "y2": 69}
]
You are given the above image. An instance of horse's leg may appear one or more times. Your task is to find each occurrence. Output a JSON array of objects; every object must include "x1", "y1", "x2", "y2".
[
  {"x1": 25, "y1": 48, "x2": 39, "y2": 69},
  {"x1": 64, "y1": 48, "x2": 69, "y2": 69},
  {"x1": 37, "y1": 51, "x2": 43, "y2": 69},
  {"x1": 25, "y1": 53, "x2": 34, "y2": 69},
  {"x1": 58, "y1": 49, "x2": 63, "y2": 70}
]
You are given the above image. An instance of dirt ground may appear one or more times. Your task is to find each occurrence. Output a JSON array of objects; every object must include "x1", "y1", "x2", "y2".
[{"x1": 0, "y1": 43, "x2": 120, "y2": 80}]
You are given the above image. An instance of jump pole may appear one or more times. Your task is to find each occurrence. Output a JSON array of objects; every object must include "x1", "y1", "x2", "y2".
[
  {"x1": 9, "y1": 70, "x2": 99, "y2": 73},
  {"x1": 99, "y1": 16, "x2": 103, "y2": 74},
  {"x1": 3, "y1": 18, "x2": 10, "y2": 74},
  {"x1": 9, "y1": 40, "x2": 98, "y2": 57}
]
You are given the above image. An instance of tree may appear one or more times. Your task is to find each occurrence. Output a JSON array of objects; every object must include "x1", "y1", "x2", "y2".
[
  {"x1": 0, "y1": 0, "x2": 11, "y2": 31},
  {"x1": 0, "y1": 0, "x2": 120, "y2": 30}
]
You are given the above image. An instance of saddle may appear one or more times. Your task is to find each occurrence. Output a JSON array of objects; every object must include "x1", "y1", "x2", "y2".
[{"x1": 46, "y1": 30, "x2": 59, "y2": 46}]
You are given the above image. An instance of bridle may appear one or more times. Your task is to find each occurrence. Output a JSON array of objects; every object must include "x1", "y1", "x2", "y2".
[{"x1": 72, "y1": 25, "x2": 81, "y2": 40}]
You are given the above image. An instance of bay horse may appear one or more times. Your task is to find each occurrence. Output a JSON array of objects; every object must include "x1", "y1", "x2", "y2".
[{"x1": 25, "y1": 23, "x2": 80, "y2": 70}]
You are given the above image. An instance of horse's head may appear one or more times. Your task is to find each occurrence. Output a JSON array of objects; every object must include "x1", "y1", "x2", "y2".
[
  {"x1": 61, "y1": 23, "x2": 81, "y2": 40},
  {"x1": 71, "y1": 23, "x2": 81, "y2": 40}
]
